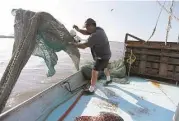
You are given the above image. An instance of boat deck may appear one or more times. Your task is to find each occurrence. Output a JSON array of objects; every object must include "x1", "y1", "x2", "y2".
[{"x1": 46, "y1": 77, "x2": 179, "y2": 121}]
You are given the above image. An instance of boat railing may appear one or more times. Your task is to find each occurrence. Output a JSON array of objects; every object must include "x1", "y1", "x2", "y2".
[{"x1": 124, "y1": 33, "x2": 179, "y2": 85}]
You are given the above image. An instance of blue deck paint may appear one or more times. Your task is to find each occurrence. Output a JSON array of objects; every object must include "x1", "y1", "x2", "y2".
[
  {"x1": 45, "y1": 93, "x2": 80, "y2": 121},
  {"x1": 46, "y1": 77, "x2": 179, "y2": 121}
]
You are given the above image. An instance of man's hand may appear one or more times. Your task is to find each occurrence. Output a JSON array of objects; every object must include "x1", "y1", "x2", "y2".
[
  {"x1": 69, "y1": 42, "x2": 88, "y2": 49},
  {"x1": 73, "y1": 25, "x2": 90, "y2": 35},
  {"x1": 68, "y1": 42, "x2": 77, "y2": 46},
  {"x1": 73, "y1": 25, "x2": 80, "y2": 31}
]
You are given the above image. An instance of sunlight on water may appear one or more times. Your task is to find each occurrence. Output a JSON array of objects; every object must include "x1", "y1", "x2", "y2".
[{"x1": 0, "y1": 38, "x2": 14, "y2": 51}]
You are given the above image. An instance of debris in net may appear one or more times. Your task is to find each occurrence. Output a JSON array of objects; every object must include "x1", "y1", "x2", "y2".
[{"x1": 75, "y1": 112, "x2": 124, "y2": 121}]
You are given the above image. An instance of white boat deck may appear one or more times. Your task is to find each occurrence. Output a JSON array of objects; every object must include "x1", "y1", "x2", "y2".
[{"x1": 46, "y1": 77, "x2": 179, "y2": 121}]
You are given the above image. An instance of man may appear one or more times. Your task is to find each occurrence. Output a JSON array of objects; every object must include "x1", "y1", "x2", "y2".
[{"x1": 71, "y1": 18, "x2": 112, "y2": 95}]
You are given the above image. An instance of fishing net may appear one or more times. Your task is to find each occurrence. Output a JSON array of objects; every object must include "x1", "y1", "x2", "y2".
[
  {"x1": 81, "y1": 59, "x2": 127, "y2": 83},
  {"x1": 0, "y1": 8, "x2": 80, "y2": 113},
  {"x1": 75, "y1": 112, "x2": 124, "y2": 121}
]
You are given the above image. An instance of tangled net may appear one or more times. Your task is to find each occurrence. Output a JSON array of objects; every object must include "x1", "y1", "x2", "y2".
[
  {"x1": 13, "y1": 8, "x2": 80, "y2": 77},
  {"x1": 0, "y1": 8, "x2": 80, "y2": 113},
  {"x1": 75, "y1": 112, "x2": 124, "y2": 121},
  {"x1": 81, "y1": 59, "x2": 126, "y2": 81}
]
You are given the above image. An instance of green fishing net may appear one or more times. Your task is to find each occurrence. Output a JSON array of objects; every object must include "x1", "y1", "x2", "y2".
[
  {"x1": 0, "y1": 8, "x2": 80, "y2": 112},
  {"x1": 13, "y1": 8, "x2": 80, "y2": 77},
  {"x1": 81, "y1": 59, "x2": 127, "y2": 83}
]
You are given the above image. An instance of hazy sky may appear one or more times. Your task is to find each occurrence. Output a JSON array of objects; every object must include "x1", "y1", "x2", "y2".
[{"x1": 0, "y1": 0, "x2": 179, "y2": 42}]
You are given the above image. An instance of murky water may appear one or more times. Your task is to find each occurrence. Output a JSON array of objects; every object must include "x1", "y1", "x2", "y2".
[{"x1": 0, "y1": 38, "x2": 124, "y2": 111}]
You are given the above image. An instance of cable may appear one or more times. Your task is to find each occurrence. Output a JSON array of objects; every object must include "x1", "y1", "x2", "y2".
[
  {"x1": 147, "y1": 1, "x2": 166, "y2": 41},
  {"x1": 157, "y1": 0, "x2": 179, "y2": 22},
  {"x1": 165, "y1": 0, "x2": 174, "y2": 45}
]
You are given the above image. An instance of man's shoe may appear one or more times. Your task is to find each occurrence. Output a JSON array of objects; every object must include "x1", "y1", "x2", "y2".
[
  {"x1": 83, "y1": 89, "x2": 95, "y2": 95},
  {"x1": 103, "y1": 80, "x2": 112, "y2": 86}
]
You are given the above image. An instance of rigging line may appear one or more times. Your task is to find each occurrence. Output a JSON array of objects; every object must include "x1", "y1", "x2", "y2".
[
  {"x1": 157, "y1": 0, "x2": 179, "y2": 22},
  {"x1": 147, "y1": 0, "x2": 166, "y2": 41},
  {"x1": 165, "y1": 0, "x2": 174, "y2": 45}
]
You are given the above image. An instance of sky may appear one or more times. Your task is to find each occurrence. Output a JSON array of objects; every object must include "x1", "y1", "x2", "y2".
[{"x1": 0, "y1": 0, "x2": 179, "y2": 42}]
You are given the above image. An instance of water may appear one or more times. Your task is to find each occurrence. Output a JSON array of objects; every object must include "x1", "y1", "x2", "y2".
[{"x1": 0, "y1": 38, "x2": 125, "y2": 111}]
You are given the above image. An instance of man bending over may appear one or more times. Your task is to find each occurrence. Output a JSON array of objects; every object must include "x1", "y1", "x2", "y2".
[{"x1": 71, "y1": 18, "x2": 112, "y2": 95}]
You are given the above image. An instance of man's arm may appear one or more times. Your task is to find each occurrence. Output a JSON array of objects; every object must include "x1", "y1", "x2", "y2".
[
  {"x1": 78, "y1": 29, "x2": 90, "y2": 35},
  {"x1": 74, "y1": 32, "x2": 97, "y2": 49},
  {"x1": 75, "y1": 42, "x2": 88, "y2": 49},
  {"x1": 73, "y1": 25, "x2": 90, "y2": 35}
]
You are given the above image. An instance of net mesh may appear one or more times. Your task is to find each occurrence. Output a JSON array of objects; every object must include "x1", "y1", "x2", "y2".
[
  {"x1": 75, "y1": 112, "x2": 124, "y2": 121},
  {"x1": 0, "y1": 8, "x2": 80, "y2": 113},
  {"x1": 81, "y1": 59, "x2": 126, "y2": 81}
]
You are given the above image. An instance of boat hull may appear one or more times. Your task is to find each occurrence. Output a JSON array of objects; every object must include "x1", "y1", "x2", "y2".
[{"x1": 0, "y1": 71, "x2": 87, "y2": 121}]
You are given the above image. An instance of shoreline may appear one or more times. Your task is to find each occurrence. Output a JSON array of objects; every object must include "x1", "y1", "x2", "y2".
[{"x1": 0, "y1": 35, "x2": 14, "y2": 38}]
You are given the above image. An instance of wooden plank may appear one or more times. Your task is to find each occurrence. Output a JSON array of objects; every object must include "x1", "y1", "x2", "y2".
[
  {"x1": 152, "y1": 63, "x2": 159, "y2": 69},
  {"x1": 175, "y1": 66, "x2": 179, "y2": 72},
  {"x1": 167, "y1": 71, "x2": 173, "y2": 78},
  {"x1": 126, "y1": 41, "x2": 179, "y2": 50},
  {"x1": 168, "y1": 65, "x2": 174, "y2": 71},
  {"x1": 139, "y1": 49, "x2": 147, "y2": 74},
  {"x1": 146, "y1": 68, "x2": 158, "y2": 75},
  {"x1": 125, "y1": 33, "x2": 179, "y2": 84},
  {"x1": 126, "y1": 49, "x2": 179, "y2": 58}
]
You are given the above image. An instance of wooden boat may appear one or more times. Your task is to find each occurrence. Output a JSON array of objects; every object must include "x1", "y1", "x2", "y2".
[
  {"x1": 1, "y1": 32, "x2": 179, "y2": 120},
  {"x1": 125, "y1": 33, "x2": 179, "y2": 85},
  {"x1": 0, "y1": 70, "x2": 178, "y2": 121}
]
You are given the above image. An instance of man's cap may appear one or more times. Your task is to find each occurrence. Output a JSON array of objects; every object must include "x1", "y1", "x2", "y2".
[{"x1": 83, "y1": 18, "x2": 96, "y2": 28}]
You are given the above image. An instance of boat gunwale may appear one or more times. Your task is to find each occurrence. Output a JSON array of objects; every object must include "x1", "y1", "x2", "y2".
[{"x1": 0, "y1": 71, "x2": 83, "y2": 117}]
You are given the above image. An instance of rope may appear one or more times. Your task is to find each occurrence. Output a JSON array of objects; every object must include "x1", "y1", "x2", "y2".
[
  {"x1": 165, "y1": 0, "x2": 174, "y2": 45},
  {"x1": 0, "y1": 12, "x2": 40, "y2": 113},
  {"x1": 126, "y1": 50, "x2": 136, "y2": 65},
  {"x1": 58, "y1": 91, "x2": 84, "y2": 121},
  {"x1": 147, "y1": 1, "x2": 166, "y2": 41},
  {"x1": 157, "y1": 0, "x2": 179, "y2": 22},
  {"x1": 126, "y1": 50, "x2": 136, "y2": 81}
]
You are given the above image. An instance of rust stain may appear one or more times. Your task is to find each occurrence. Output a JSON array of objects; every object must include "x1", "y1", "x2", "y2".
[{"x1": 150, "y1": 80, "x2": 160, "y2": 88}]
